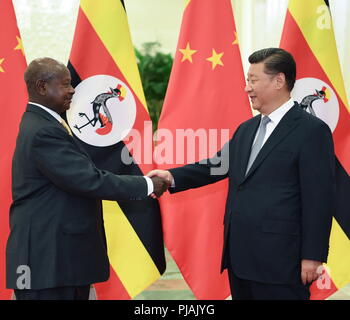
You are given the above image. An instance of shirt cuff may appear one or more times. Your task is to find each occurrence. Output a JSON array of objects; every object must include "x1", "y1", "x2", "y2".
[{"x1": 144, "y1": 176, "x2": 154, "y2": 196}]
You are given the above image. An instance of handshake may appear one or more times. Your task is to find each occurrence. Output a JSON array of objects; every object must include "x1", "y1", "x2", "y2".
[{"x1": 147, "y1": 170, "x2": 173, "y2": 199}]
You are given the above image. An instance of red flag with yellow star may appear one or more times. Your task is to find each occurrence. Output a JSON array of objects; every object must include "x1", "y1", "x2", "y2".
[
  {"x1": 0, "y1": 0, "x2": 27, "y2": 299},
  {"x1": 280, "y1": 0, "x2": 350, "y2": 300},
  {"x1": 156, "y1": 0, "x2": 252, "y2": 299}
]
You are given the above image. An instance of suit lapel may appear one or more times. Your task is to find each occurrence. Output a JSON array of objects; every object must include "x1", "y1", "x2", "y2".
[
  {"x1": 27, "y1": 103, "x2": 73, "y2": 138},
  {"x1": 243, "y1": 103, "x2": 301, "y2": 182}
]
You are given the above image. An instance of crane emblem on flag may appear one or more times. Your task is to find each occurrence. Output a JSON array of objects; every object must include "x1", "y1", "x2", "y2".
[
  {"x1": 292, "y1": 78, "x2": 339, "y2": 133},
  {"x1": 67, "y1": 75, "x2": 137, "y2": 147},
  {"x1": 299, "y1": 86, "x2": 329, "y2": 116},
  {"x1": 74, "y1": 84, "x2": 126, "y2": 135}
]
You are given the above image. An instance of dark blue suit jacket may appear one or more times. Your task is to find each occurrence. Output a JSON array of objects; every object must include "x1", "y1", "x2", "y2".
[
  {"x1": 7, "y1": 104, "x2": 148, "y2": 290},
  {"x1": 169, "y1": 103, "x2": 335, "y2": 285}
]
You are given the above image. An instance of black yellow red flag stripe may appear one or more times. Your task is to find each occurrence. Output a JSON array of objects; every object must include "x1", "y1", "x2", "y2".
[
  {"x1": 67, "y1": 0, "x2": 165, "y2": 299},
  {"x1": 280, "y1": 0, "x2": 350, "y2": 300}
]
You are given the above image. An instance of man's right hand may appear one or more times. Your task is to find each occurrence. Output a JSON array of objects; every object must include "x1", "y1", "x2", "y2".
[
  {"x1": 147, "y1": 170, "x2": 174, "y2": 198},
  {"x1": 150, "y1": 176, "x2": 171, "y2": 198},
  {"x1": 147, "y1": 170, "x2": 173, "y2": 184}
]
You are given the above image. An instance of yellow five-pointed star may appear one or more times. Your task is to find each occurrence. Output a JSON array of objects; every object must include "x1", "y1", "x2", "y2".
[
  {"x1": 232, "y1": 31, "x2": 239, "y2": 45},
  {"x1": 0, "y1": 58, "x2": 4, "y2": 73},
  {"x1": 14, "y1": 36, "x2": 25, "y2": 55},
  {"x1": 179, "y1": 42, "x2": 197, "y2": 63},
  {"x1": 206, "y1": 49, "x2": 224, "y2": 70}
]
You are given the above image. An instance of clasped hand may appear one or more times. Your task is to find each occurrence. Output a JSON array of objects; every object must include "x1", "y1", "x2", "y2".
[{"x1": 147, "y1": 170, "x2": 173, "y2": 198}]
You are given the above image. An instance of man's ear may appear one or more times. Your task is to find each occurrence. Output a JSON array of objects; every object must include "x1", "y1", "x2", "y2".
[
  {"x1": 35, "y1": 79, "x2": 47, "y2": 96},
  {"x1": 275, "y1": 72, "x2": 286, "y2": 90}
]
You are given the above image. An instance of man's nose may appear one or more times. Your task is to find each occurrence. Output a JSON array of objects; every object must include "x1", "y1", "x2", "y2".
[{"x1": 244, "y1": 83, "x2": 251, "y2": 92}]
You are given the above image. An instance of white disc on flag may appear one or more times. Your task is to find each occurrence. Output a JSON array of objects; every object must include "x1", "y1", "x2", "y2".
[
  {"x1": 67, "y1": 75, "x2": 136, "y2": 147},
  {"x1": 291, "y1": 77, "x2": 339, "y2": 132}
]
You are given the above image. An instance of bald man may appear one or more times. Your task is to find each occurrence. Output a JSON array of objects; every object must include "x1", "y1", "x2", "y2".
[{"x1": 7, "y1": 58, "x2": 169, "y2": 300}]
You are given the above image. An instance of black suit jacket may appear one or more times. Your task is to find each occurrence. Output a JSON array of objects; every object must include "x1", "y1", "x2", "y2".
[
  {"x1": 169, "y1": 103, "x2": 335, "y2": 285},
  {"x1": 7, "y1": 104, "x2": 149, "y2": 290}
]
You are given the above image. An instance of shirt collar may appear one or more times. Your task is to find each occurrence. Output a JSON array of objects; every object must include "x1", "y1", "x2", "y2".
[
  {"x1": 264, "y1": 98, "x2": 294, "y2": 126},
  {"x1": 29, "y1": 102, "x2": 63, "y2": 123}
]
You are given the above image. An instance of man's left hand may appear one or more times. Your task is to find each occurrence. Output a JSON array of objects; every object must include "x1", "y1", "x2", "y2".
[
  {"x1": 150, "y1": 176, "x2": 171, "y2": 198},
  {"x1": 301, "y1": 259, "x2": 323, "y2": 285}
]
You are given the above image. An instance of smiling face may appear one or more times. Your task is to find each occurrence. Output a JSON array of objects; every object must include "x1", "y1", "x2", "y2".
[
  {"x1": 43, "y1": 68, "x2": 75, "y2": 114},
  {"x1": 25, "y1": 58, "x2": 75, "y2": 114},
  {"x1": 245, "y1": 62, "x2": 281, "y2": 115}
]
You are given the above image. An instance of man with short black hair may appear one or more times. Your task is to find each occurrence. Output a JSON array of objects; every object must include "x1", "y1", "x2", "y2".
[
  {"x1": 7, "y1": 57, "x2": 169, "y2": 300},
  {"x1": 148, "y1": 48, "x2": 335, "y2": 300}
]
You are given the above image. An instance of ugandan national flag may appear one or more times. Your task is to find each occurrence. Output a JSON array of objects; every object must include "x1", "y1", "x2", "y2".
[
  {"x1": 67, "y1": 0, "x2": 165, "y2": 299},
  {"x1": 0, "y1": 0, "x2": 27, "y2": 300},
  {"x1": 280, "y1": 0, "x2": 350, "y2": 300}
]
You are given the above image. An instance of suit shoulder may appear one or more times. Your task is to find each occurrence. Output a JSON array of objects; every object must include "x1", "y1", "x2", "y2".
[
  {"x1": 22, "y1": 111, "x2": 63, "y2": 135},
  {"x1": 298, "y1": 108, "x2": 331, "y2": 133},
  {"x1": 17, "y1": 113, "x2": 68, "y2": 151},
  {"x1": 296, "y1": 108, "x2": 334, "y2": 148},
  {"x1": 22, "y1": 111, "x2": 54, "y2": 128}
]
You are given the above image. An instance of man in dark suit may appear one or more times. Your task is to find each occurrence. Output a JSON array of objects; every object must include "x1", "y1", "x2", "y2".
[
  {"x1": 7, "y1": 57, "x2": 169, "y2": 300},
  {"x1": 148, "y1": 48, "x2": 335, "y2": 300}
]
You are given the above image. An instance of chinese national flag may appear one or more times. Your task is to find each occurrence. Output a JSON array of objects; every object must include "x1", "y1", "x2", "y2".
[
  {"x1": 280, "y1": 0, "x2": 350, "y2": 299},
  {"x1": 156, "y1": 0, "x2": 252, "y2": 299},
  {"x1": 0, "y1": 0, "x2": 27, "y2": 300},
  {"x1": 67, "y1": 0, "x2": 165, "y2": 299}
]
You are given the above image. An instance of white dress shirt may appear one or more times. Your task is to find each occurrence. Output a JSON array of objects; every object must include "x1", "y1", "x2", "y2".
[
  {"x1": 29, "y1": 102, "x2": 154, "y2": 195},
  {"x1": 253, "y1": 98, "x2": 295, "y2": 147}
]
